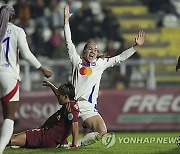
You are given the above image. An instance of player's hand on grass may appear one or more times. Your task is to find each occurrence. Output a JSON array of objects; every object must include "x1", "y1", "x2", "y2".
[
  {"x1": 71, "y1": 144, "x2": 77, "y2": 149},
  {"x1": 62, "y1": 144, "x2": 77, "y2": 149}
]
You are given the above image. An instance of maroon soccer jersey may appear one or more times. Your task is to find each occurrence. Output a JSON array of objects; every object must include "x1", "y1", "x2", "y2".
[
  {"x1": 47, "y1": 100, "x2": 79, "y2": 144},
  {"x1": 25, "y1": 100, "x2": 79, "y2": 148}
]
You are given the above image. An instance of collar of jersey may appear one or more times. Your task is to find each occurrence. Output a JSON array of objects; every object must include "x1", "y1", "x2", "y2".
[{"x1": 82, "y1": 58, "x2": 96, "y2": 67}]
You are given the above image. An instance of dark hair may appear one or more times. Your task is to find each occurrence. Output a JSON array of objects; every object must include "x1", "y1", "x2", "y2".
[
  {"x1": 58, "y1": 83, "x2": 75, "y2": 100},
  {"x1": 0, "y1": 4, "x2": 15, "y2": 44}
]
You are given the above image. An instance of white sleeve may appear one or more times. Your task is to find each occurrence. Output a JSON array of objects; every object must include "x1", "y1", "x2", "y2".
[
  {"x1": 103, "y1": 47, "x2": 136, "y2": 69},
  {"x1": 17, "y1": 29, "x2": 41, "y2": 69},
  {"x1": 64, "y1": 24, "x2": 81, "y2": 66}
]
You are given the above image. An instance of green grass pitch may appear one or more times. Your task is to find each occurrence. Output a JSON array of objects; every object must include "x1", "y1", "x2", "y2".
[{"x1": 4, "y1": 132, "x2": 180, "y2": 154}]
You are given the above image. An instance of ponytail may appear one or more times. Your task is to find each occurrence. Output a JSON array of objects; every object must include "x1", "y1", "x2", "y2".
[
  {"x1": 97, "y1": 52, "x2": 110, "y2": 58},
  {"x1": 0, "y1": 4, "x2": 15, "y2": 44}
]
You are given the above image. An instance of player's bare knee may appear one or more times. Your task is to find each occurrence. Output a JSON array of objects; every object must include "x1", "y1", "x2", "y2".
[
  {"x1": 10, "y1": 134, "x2": 21, "y2": 145},
  {"x1": 99, "y1": 127, "x2": 107, "y2": 136},
  {"x1": 10, "y1": 137, "x2": 16, "y2": 145}
]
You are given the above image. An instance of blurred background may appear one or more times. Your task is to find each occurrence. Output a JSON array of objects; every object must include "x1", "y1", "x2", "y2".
[{"x1": 0, "y1": 0, "x2": 179, "y2": 132}]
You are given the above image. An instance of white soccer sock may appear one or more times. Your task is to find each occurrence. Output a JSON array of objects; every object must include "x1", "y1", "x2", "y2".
[
  {"x1": 0, "y1": 119, "x2": 14, "y2": 153},
  {"x1": 77, "y1": 132, "x2": 102, "y2": 147}
]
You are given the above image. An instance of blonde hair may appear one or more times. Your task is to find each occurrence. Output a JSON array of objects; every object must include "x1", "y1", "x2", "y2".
[
  {"x1": 97, "y1": 52, "x2": 110, "y2": 58},
  {"x1": 83, "y1": 42, "x2": 110, "y2": 58}
]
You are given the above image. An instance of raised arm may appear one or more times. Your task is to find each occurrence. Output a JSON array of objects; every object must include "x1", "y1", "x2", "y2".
[
  {"x1": 43, "y1": 81, "x2": 58, "y2": 96},
  {"x1": 64, "y1": 4, "x2": 80, "y2": 65},
  {"x1": 64, "y1": 4, "x2": 72, "y2": 27},
  {"x1": 103, "y1": 30, "x2": 145, "y2": 69}
]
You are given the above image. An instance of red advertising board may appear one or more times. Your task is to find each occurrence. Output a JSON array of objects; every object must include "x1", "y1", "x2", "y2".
[
  {"x1": 0, "y1": 91, "x2": 60, "y2": 132},
  {"x1": 0, "y1": 89, "x2": 179, "y2": 132},
  {"x1": 98, "y1": 89, "x2": 180, "y2": 131}
]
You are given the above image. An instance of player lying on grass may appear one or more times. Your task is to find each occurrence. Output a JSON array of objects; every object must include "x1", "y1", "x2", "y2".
[
  {"x1": 176, "y1": 56, "x2": 180, "y2": 72},
  {"x1": 8, "y1": 81, "x2": 79, "y2": 149}
]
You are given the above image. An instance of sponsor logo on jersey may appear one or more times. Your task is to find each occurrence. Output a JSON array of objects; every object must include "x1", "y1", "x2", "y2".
[{"x1": 79, "y1": 67, "x2": 92, "y2": 76}]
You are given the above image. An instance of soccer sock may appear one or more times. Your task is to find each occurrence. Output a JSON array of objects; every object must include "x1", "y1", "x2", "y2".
[
  {"x1": 0, "y1": 119, "x2": 14, "y2": 153},
  {"x1": 77, "y1": 132, "x2": 102, "y2": 147}
]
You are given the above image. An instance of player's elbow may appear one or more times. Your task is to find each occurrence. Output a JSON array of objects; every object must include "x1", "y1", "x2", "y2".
[
  {"x1": 22, "y1": 53, "x2": 31, "y2": 62},
  {"x1": 72, "y1": 122, "x2": 79, "y2": 128}
]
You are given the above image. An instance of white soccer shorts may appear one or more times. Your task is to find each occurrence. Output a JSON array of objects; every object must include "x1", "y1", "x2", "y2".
[
  {"x1": 0, "y1": 73, "x2": 19, "y2": 102},
  {"x1": 77, "y1": 100, "x2": 100, "y2": 121}
]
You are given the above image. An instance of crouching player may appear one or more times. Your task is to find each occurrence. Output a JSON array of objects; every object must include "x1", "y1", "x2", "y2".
[{"x1": 9, "y1": 81, "x2": 79, "y2": 149}]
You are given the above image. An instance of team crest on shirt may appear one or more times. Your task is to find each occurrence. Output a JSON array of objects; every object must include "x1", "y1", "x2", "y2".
[
  {"x1": 91, "y1": 62, "x2": 96, "y2": 66},
  {"x1": 68, "y1": 113, "x2": 73, "y2": 120}
]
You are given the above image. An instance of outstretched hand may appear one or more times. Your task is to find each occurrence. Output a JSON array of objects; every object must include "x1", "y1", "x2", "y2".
[
  {"x1": 43, "y1": 81, "x2": 52, "y2": 87},
  {"x1": 64, "y1": 4, "x2": 73, "y2": 24},
  {"x1": 135, "y1": 30, "x2": 146, "y2": 46}
]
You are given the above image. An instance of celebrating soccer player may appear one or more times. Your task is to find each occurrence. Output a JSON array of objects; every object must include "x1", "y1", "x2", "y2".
[{"x1": 64, "y1": 4, "x2": 145, "y2": 146}]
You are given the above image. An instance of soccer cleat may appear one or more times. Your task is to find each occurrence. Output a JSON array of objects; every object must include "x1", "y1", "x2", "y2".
[
  {"x1": 177, "y1": 136, "x2": 180, "y2": 147},
  {"x1": 77, "y1": 132, "x2": 102, "y2": 147},
  {"x1": 10, "y1": 145, "x2": 20, "y2": 149}
]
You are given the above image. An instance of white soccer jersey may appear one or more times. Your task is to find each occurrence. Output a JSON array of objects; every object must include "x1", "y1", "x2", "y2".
[
  {"x1": 64, "y1": 24, "x2": 136, "y2": 105},
  {"x1": 0, "y1": 22, "x2": 41, "y2": 80}
]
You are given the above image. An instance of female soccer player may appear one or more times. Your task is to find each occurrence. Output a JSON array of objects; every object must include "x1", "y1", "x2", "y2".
[
  {"x1": 64, "y1": 4, "x2": 145, "y2": 146},
  {"x1": 9, "y1": 81, "x2": 79, "y2": 149},
  {"x1": 0, "y1": 4, "x2": 52, "y2": 153}
]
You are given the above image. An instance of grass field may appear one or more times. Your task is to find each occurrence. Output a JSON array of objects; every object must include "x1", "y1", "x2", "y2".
[{"x1": 4, "y1": 132, "x2": 180, "y2": 154}]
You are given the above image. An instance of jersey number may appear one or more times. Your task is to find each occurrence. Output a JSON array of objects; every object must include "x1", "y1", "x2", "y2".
[{"x1": 3, "y1": 37, "x2": 10, "y2": 62}]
